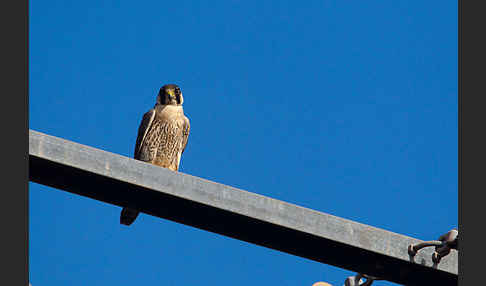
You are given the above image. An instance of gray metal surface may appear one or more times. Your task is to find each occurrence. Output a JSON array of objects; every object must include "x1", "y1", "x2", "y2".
[{"x1": 29, "y1": 129, "x2": 458, "y2": 285}]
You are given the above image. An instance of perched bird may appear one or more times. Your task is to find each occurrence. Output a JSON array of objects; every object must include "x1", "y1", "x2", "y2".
[{"x1": 120, "y1": 84, "x2": 190, "y2": 226}]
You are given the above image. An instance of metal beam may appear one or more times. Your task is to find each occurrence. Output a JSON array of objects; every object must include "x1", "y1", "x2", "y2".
[{"x1": 29, "y1": 130, "x2": 458, "y2": 285}]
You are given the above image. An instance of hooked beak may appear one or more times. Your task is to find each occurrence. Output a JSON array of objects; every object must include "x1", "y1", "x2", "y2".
[{"x1": 167, "y1": 89, "x2": 176, "y2": 100}]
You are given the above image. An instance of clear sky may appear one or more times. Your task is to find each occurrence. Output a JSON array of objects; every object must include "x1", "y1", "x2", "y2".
[{"x1": 29, "y1": 1, "x2": 457, "y2": 285}]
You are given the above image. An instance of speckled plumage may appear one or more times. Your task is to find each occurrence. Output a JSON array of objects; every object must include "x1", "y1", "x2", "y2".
[{"x1": 120, "y1": 84, "x2": 190, "y2": 226}]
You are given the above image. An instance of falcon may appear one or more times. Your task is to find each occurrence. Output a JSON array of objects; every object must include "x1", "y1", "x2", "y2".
[{"x1": 120, "y1": 84, "x2": 191, "y2": 226}]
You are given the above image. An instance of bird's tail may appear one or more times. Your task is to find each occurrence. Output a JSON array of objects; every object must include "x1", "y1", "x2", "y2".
[{"x1": 120, "y1": 207, "x2": 140, "y2": 226}]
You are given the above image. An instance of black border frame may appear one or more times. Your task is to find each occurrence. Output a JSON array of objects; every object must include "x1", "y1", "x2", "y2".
[
  {"x1": 459, "y1": 0, "x2": 483, "y2": 285},
  {"x1": 17, "y1": 0, "x2": 475, "y2": 285},
  {"x1": 458, "y1": 0, "x2": 462, "y2": 284},
  {"x1": 2, "y1": 0, "x2": 29, "y2": 285}
]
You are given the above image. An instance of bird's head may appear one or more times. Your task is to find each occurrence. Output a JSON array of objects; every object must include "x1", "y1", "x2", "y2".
[{"x1": 156, "y1": 84, "x2": 183, "y2": 106}]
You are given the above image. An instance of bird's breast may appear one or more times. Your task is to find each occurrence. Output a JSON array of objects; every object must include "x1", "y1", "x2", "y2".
[{"x1": 156, "y1": 105, "x2": 184, "y2": 119}]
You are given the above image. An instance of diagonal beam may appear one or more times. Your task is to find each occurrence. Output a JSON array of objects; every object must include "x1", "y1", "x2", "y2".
[{"x1": 29, "y1": 129, "x2": 458, "y2": 286}]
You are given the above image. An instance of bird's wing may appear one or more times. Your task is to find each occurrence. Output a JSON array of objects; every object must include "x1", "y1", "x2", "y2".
[
  {"x1": 181, "y1": 115, "x2": 190, "y2": 154},
  {"x1": 134, "y1": 109, "x2": 156, "y2": 160}
]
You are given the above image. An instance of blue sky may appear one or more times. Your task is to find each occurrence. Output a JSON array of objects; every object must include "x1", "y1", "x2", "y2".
[{"x1": 29, "y1": 1, "x2": 457, "y2": 285}]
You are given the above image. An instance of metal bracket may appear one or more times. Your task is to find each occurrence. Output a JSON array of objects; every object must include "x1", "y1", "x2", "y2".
[
  {"x1": 408, "y1": 229, "x2": 458, "y2": 264},
  {"x1": 344, "y1": 273, "x2": 382, "y2": 286}
]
